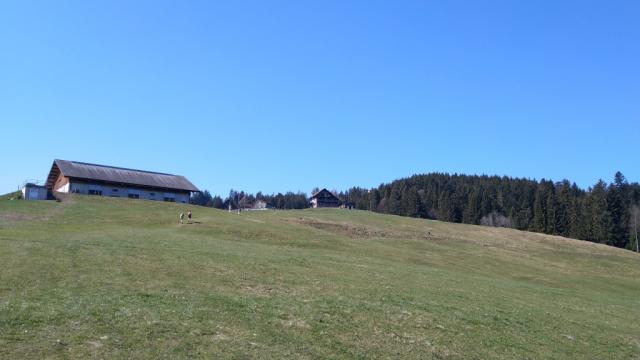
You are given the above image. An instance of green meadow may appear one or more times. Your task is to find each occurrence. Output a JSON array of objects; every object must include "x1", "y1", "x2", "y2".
[{"x1": 0, "y1": 195, "x2": 639, "y2": 359}]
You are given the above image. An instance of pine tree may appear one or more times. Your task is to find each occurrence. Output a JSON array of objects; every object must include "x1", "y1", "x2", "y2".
[
  {"x1": 532, "y1": 186, "x2": 546, "y2": 232},
  {"x1": 514, "y1": 199, "x2": 532, "y2": 230},
  {"x1": 211, "y1": 196, "x2": 224, "y2": 209},
  {"x1": 438, "y1": 192, "x2": 455, "y2": 222},
  {"x1": 368, "y1": 189, "x2": 380, "y2": 212},
  {"x1": 607, "y1": 172, "x2": 630, "y2": 248},
  {"x1": 568, "y1": 197, "x2": 582, "y2": 239},
  {"x1": 588, "y1": 180, "x2": 609, "y2": 243},
  {"x1": 403, "y1": 188, "x2": 418, "y2": 217},
  {"x1": 545, "y1": 191, "x2": 557, "y2": 234},
  {"x1": 387, "y1": 184, "x2": 403, "y2": 214},
  {"x1": 567, "y1": 183, "x2": 582, "y2": 239},
  {"x1": 462, "y1": 189, "x2": 480, "y2": 224},
  {"x1": 554, "y1": 180, "x2": 571, "y2": 237},
  {"x1": 415, "y1": 194, "x2": 427, "y2": 218}
]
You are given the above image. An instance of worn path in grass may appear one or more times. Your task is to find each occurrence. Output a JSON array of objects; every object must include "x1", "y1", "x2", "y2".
[{"x1": 0, "y1": 195, "x2": 639, "y2": 359}]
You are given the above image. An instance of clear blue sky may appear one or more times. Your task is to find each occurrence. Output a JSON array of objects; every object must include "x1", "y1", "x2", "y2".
[{"x1": 1, "y1": 1, "x2": 638, "y2": 195}]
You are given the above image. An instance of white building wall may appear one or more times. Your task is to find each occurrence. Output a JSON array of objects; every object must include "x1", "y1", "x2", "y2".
[
  {"x1": 22, "y1": 186, "x2": 48, "y2": 200},
  {"x1": 68, "y1": 181, "x2": 190, "y2": 203},
  {"x1": 56, "y1": 182, "x2": 70, "y2": 193}
]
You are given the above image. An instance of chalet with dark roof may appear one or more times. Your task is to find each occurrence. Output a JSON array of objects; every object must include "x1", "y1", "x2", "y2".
[
  {"x1": 310, "y1": 188, "x2": 340, "y2": 208},
  {"x1": 45, "y1": 159, "x2": 199, "y2": 203}
]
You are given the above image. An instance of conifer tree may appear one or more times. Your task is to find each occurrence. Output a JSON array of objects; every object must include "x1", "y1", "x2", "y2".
[
  {"x1": 415, "y1": 194, "x2": 427, "y2": 218},
  {"x1": 586, "y1": 180, "x2": 609, "y2": 243},
  {"x1": 438, "y1": 192, "x2": 455, "y2": 222},
  {"x1": 463, "y1": 189, "x2": 480, "y2": 224},
  {"x1": 403, "y1": 188, "x2": 418, "y2": 217},
  {"x1": 554, "y1": 180, "x2": 571, "y2": 237},
  {"x1": 387, "y1": 184, "x2": 403, "y2": 214},
  {"x1": 532, "y1": 186, "x2": 546, "y2": 232},
  {"x1": 368, "y1": 189, "x2": 380, "y2": 212},
  {"x1": 607, "y1": 172, "x2": 630, "y2": 248},
  {"x1": 515, "y1": 200, "x2": 532, "y2": 229},
  {"x1": 545, "y1": 191, "x2": 557, "y2": 234}
]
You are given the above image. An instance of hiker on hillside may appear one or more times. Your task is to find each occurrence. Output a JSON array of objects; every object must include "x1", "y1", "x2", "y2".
[
  {"x1": 187, "y1": 210, "x2": 192, "y2": 223},
  {"x1": 180, "y1": 211, "x2": 184, "y2": 224}
]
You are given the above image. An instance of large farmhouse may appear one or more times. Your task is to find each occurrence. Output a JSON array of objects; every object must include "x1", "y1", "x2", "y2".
[
  {"x1": 45, "y1": 159, "x2": 199, "y2": 203},
  {"x1": 310, "y1": 188, "x2": 340, "y2": 208}
]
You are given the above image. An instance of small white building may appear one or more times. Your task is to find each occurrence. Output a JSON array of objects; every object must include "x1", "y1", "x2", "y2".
[
  {"x1": 250, "y1": 200, "x2": 271, "y2": 210},
  {"x1": 21, "y1": 183, "x2": 48, "y2": 200}
]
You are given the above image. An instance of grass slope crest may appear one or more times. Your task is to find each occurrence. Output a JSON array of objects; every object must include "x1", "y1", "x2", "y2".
[{"x1": 0, "y1": 194, "x2": 639, "y2": 359}]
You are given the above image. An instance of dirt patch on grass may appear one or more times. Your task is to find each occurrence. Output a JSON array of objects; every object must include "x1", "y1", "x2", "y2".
[
  {"x1": 240, "y1": 284, "x2": 280, "y2": 297},
  {"x1": 287, "y1": 218, "x2": 392, "y2": 239},
  {"x1": 241, "y1": 285, "x2": 277, "y2": 296},
  {"x1": 283, "y1": 217, "x2": 444, "y2": 242},
  {"x1": 212, "y1": 333, "x2": 231, "y2": 341},
  {"x1": 237, "y1": 283, "x2": 304, "y2": 298},
  {"x1": 279, "y1": 318, "x2": 311, "y2": 330},
  {"x1": 0, "y1": 213, "x2": 41, "y2": 222},
  {"x1": 0, "y1": 197, "x2": 73, "y2": 224},
  {"x1": 86, "y1": 340, "x2": 103, "y2": 350}
]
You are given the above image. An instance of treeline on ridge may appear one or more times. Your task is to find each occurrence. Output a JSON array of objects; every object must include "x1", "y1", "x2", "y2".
[
  {"x1": 192, "y1": 172, "x2": 640, "y2": 251},
  {"x1": 191, "y1": 190, "x2": 308, "y2": 212},
  {"x1": 342, "y1": 172, "x2": 640, "y2": 250}
]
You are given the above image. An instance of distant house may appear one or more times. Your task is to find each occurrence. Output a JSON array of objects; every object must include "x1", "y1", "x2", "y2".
[
  {"x1": 248, "y1": 200, "x2": 272, "y2": 210},
  {"x1": 45, "y1": 159, "x2": 199, "y2": 203},
  {"x1": 253, "y1": 200, "x2": 269, "y2": 210},
  {"x1": 309, "y1": 188, "x2": 340, "y2": 208}
]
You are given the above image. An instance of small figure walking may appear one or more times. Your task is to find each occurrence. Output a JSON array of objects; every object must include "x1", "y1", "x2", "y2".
[
  {"x1": 179, "y1": 211, "x2": 184, "y2": 224},
  {"x1": 187, "y1": 210, "x2": 192, "y2": 223}
]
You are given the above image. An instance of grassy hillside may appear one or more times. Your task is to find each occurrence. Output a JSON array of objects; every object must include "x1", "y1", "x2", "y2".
[
  {"x1": 1, "y1": 196, "x2": 639, "y2": 359},
  {"x1": 0, "y1": 191, "x2": 21, "y2": 201}
]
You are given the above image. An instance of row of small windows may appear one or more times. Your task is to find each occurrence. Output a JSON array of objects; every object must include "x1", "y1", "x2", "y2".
[{"x1": 80, "y1": 188, "x2": 179, "y2": 202}]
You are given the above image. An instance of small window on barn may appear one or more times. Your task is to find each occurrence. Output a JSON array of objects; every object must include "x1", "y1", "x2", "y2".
[
  {"x1": 128, "y1": 189, "x2": 140, "y2": 199},
  {"x1": 88, "y1": 189, "x2": 102, "y2": 196},
  {"x1": 112, "y1": 189, "x2": 118, "y2": 192},
  {"x1": 149, "y1": 193, "x2": 155, "y2": 196}
]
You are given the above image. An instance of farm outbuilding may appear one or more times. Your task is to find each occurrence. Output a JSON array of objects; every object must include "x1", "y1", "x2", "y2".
[
  {"x1": 310, "y1": 188, "x2": 340, "y2": 208},
  {"x1": 45, "y1": 159, "x2": 199, "y2": 203},
  {"x1": 21, "y1": 183, "x2": 48, "y2": 200},
  {"x1": 249, "y1": 200, "x2": 272, "y2": 210}
]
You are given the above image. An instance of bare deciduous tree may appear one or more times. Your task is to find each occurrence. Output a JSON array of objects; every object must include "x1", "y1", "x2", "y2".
[
  {"x1": 480, "y1": 211, "x2": 513, "y2": 228},
  {"x1": 631, "y1": 205, "x2": 639, "y2": 253}
]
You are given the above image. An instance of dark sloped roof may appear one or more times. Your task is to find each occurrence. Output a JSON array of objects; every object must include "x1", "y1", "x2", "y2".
[
  {"x1": 310, "y1": 188, "x2": 339, "y2": 200},
  {"x1": 48, "y1": 159, "x2": 199, "y2": 192}
]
